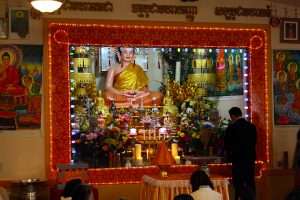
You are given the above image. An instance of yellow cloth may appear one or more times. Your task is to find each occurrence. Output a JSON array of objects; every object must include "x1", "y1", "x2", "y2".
[
  {"x1": 113, "y1": 63, "x2": 148, "y2": 91},
  {"x1": 140, "y1": 174, "x2": 230, "y2": 200}
]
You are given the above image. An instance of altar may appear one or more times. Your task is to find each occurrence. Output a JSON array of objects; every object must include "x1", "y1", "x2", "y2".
[
  {"x1": 44, "y1": 19, "x2": 270, "y2": 184},
  {"x1": 140, "y1": 173, "x2": 230, "y2": 200}
]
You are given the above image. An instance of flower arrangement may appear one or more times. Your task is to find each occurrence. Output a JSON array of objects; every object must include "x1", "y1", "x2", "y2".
[
  {"x1": 175, "y1": 97, "x2": 216, "y2": 156},
  {"x1": 76, "y1": 113, "x2": 134, "y2": 167},
  {"x1": 213, "y1": 117, "x2": 231, "y2": 138},
  {"x1": 176, "y1": 112, "x2": 203, "y2": 155},
  {"x1": 211, "y1": 117, "x2": 232, "y2": 156}
]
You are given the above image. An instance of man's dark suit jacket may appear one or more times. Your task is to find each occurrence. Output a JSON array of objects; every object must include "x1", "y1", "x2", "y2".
[{"x1": 225, "y1": 118, "x2": 257, "y2": 163}]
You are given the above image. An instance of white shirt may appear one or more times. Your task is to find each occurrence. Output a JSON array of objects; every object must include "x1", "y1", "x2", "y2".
[{"x1": 191, "y1": 186, "x2": 223, "y2": 200}]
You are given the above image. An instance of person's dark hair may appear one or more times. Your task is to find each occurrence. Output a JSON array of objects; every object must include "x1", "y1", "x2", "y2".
[
  {"x1": 71, "y1": 184, "x2": 92, "y2": 200},
  {"x1": 2, "y1": 52, "x2": 10, "y2": 59},
  {"x1": 285, "y1": 189, "x2": 300, "y2": 200},
  {"x1": 229, "y1": 107, "x2": 242, "y2": 117},
  {"x1": 190, "y1": 170, "x2": 214, "y2": 192},
  {"x1": 173, "y1": 194, "x2": 194, "y2": 200},
  {"x1": 62, "y1": 178, "x2": 83, "y2": 197}
]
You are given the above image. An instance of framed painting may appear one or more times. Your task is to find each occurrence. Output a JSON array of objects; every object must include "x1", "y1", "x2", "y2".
[
  {"x1": 9, "y1": 7, "x2": 30, "y2": 39},
  {"x1": 0, "y1": 18, "x2": 8, "y2": 39},
  {"x1": 280, "y1": 18, "x2": 300, "y2": 43},
  {"x1": 273, "y1": 49, "x2": 300, "y2": 125},
  {"x1": 0, "y1": 44, "x2": 43, "y2": 130}
]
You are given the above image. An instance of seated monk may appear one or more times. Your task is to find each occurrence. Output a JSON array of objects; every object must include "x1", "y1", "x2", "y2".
[
  {"x1": 0, "y1": 52, "x2": 24, "y2": 95},
  {"x1": 103, "y1": 47, "x2": 163, "y2": 107}
]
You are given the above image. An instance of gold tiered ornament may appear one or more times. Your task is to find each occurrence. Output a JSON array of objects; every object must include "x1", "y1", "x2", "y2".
[{"x1": 152, "y1": 141, "x2": 176, "y2": 177}]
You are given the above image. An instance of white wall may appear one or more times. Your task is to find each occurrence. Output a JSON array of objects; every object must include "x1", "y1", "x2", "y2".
[{"x1": 0, "y1": 0, "x2": 299, "y2": 180}]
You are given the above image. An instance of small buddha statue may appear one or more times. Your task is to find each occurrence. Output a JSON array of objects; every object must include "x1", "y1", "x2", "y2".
[
  {"x1": 94, "y1": 90, "x2": 109, "y2": 116},
  {"x1": 109, "y1": 99, "x2": 118, "y2": 117},
  {"x1": 97, "y1": 112, "x2": 106, "y2": 129},
  {"x1": 163, "y1": 111, "x2": 173, "y2": 129},
  {"x1": 162, "y1": 90, "x2": 179, "y2": 116}
]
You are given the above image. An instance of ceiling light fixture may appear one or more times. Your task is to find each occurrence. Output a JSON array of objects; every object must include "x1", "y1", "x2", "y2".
[{"x1": 30, "y1": 0, "x2": 63, "y2": 13}]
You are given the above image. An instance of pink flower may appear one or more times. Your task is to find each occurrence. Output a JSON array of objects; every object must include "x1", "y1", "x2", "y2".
[{"x1": 102, "y1": 145, "x2": 109, "y2": 151}]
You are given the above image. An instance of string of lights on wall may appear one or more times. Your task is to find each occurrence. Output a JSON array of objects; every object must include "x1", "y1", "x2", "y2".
[{"x1": 47, "y1": 22, "x2": 269, "y2": 183}]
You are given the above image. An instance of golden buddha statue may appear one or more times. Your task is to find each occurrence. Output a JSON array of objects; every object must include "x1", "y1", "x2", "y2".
[
  {"x1": 162, "y1": 89, "x2": 179, "y2": 116},
  {"x1": 93, "y1": 90, "x2": 109, "y2": 116},
  {"x1": 103, "y1": 47, "x2": 163, "y2": 107}
]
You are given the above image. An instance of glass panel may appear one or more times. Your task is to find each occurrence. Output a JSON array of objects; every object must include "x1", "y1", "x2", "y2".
[{"x1": 69, "y1": 45, "x2": 248, "y2": 168}]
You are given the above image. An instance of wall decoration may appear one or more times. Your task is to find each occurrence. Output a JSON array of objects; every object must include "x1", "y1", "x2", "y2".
[
  {"x1": 132, "y1": 3, "x2": 197, "y2": 21},
  {"x1": 273, "y1": 49, "x2": 300, "y2": 125},
  {"x1": 0, "y1": 44, "x2": 43, "y2": 130},
  {"x1": 9, "y1": 7, "x2": 30, "y2": 39},
  {"x1": 215, "y1": 5, "x2": 271, "y2": 20},
  {"x1": 0, "y1": 18, "x2": 8, "y2": 39},
  {"x1": 280, "y1": 18, "x2": 300, "y2": 43},
  {"x1": 57, "y1": 0, "x2": 113, "y2": 14}
]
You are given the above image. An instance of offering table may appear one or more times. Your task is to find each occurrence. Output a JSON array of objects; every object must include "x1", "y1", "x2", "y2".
[{"x1": 140, "y1": 173, "x2": 229, "y2": 200}]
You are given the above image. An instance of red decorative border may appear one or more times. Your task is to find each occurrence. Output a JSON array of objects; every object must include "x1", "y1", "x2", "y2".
[{"x1": 45, "y1": 20, "x2": 270, "y2": 184}]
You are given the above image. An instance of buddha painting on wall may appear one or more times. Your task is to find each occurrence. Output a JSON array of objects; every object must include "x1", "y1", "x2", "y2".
[{"x1": 103, "y1": 47, "x2": 164, "y2": 107}]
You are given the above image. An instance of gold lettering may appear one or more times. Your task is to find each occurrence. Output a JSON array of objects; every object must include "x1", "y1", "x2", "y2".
[
  {"x1": 131, "y1": 3, "x2": 197, "y2": 22},
  {"x1": 60, "y1": 0, "x2": 113, "y2": 12},
  {"x1": 215, "y1": 5, "x2": 271, "y2": 20}
]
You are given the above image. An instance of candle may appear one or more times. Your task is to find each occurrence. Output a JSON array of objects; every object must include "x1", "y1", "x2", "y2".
[
  {"x1": 159, "y1": 127, "x2": 167, "y2": 140},
  {"x1": 154, "y1": 130, "x2": 156, "y2": 140},
  {"x1": 129, "y1": 128, "x2": 137, "y2": 136},
  {"x1": 146, "y1": 149, "x2": 149, "y2": 161},
  {"x1": 136, "y1": 156, "x2": 143, "y2": 166},
  {"x1": 175, "y1": 156, "x2": 181, "y2": 165},
  {"x1": 175, "y1": 61, "x2": 181, "y2": 82},
  {"x1": 149, "y1": 130, "x2": 151, "y2": 141},
  {"x1": 135, "y1": 144, "x2": 142, "y2": 159},
  {"x1": 97, "y1": 118, "x2": 105, "y2": 129},
  {"x1": 171, "y1": 143, "x2": 178, "y2": 158},
  {"x1": 143, "y1": 131, "x2": 146, "y2": 141}
]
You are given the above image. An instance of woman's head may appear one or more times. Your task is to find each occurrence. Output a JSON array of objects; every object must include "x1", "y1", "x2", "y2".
[
  {"x1": 71, "y1": 184, "x2": 93, "y2": 200},
  {"x1": 174, "y1": 194, "x2": 194, "y2": 200},
  {"x1": 190, "y1": 170, "x2": 213, "y2": 192},
  {"x1": 62, "y1": 178, "x2": 83, "y2": 197}
]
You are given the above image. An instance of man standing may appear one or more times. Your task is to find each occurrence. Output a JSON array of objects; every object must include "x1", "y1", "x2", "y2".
[{"x1": 225, "y1": 107, "x2": 257, "y2": 200}]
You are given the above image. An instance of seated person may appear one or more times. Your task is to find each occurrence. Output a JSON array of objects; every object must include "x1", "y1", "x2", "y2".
[
  {"x1": 0, "y1": 186, "x2": 9, "y2": 200},
  {"x1": 0, "y1": 52, "x2": 24, "y2": 95},
  {"x1": 174, "y1": 194, "x2": 194, "y2": 200},
  {"x1": 71, "y1": 184, "x2": 93, "y2": 200},
  {"x1": 190, "y1": 170, "x2": 222, "y2": 200},
  {"x1": 61, "y1": 178, "x2": 83, "y2": 199},
  {"x1": 103, "y1": 47, "x2": 163, "y2": 107}
]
